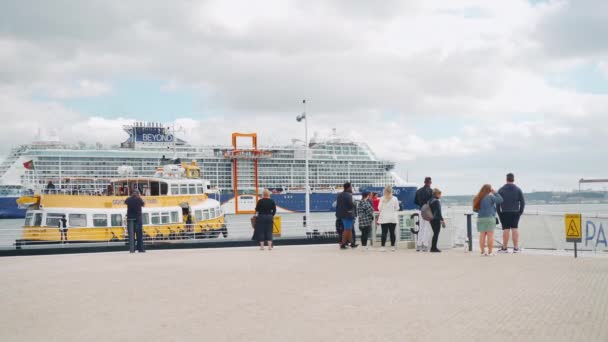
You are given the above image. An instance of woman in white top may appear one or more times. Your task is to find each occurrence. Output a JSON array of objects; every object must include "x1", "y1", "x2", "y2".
[{"x1": 378, "y1": 185, "x2": 400, "y2": 251}]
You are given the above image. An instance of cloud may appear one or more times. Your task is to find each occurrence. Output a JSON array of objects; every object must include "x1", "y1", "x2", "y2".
[{"x1": 0, "y1": 0, "x2": 607, "y2": 194}]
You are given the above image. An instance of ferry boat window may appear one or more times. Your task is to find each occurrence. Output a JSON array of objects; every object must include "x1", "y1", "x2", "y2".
[
  {"x1": 161, "y1": 183, "x2": 168, "y2": 195},
  {"x1": 171, "y1": 211, "x2": 179, "y2": 223},
  {"x1": 111, "y1": 214, "x2": 122, "y2": 227},
  {"x1": 203, "y1": 209, "x2": 210, "y2": 220},
  {"x1": 46, "y1": 213, "x2": 63, "y2": 227},
  {"x1": 195, "y1": 210, "x2": 202, "y2": 221},
  {"x1": 170, "y1": 184, "x2": 178, "y2": 195},
  {"x1": 180, "y1": 184, "x2": 188, "y2": 195},
  {"x1": 196, "y1": 184, "x2": 203, "y2": 194},
  {"x1": 69, "y1": 214, "x2": 87, "y2": 227},
  {"x1": 151, "y1": 212, "x2": 160, "y2": 225},
  {"x1": 34, "y1": 213, "x2": 42, "y2": 226},
  {"x1": 142, "y1": 213, "x2": 149, "y2": 225},
  {"x1": 161, "y1": 212, "x2": 170, "y2": 224},
  {"x1": 24, "y1": 213, "x2": 33, "y2": 226},
  {"x1": 188, "y1": 184, "x2": 196, "y2": 194},
  {"x1": 93, "y1": 214, "x2": 108, "y2": 227}
]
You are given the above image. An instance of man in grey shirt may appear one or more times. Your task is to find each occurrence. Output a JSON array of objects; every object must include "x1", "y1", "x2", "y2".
[{"x1": 497, "y1": 173, "x2": 525, "y2": 253}]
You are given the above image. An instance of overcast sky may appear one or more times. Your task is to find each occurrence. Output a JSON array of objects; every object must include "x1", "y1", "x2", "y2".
[{"x1": 1, "y1": 0, "x2": 607, "y2": 194}]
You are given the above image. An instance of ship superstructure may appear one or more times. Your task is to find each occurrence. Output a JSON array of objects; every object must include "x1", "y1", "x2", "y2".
[{"x1": 0, "y1": 122, "x2": 416, "y2": 217}]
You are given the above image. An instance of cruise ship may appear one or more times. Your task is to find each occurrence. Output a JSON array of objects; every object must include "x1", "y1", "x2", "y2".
[{"x1": 0, "y1": 122, "x2": 417, "y2": 218}]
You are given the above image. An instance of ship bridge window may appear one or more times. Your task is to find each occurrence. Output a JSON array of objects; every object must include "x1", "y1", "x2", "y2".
[
  {"x1": 24, "y1": 213, "x2": 34, "y2": 226},
  {"x1": 161, "y1": 212, "x2": 170, "y2": 224},
  {"x1": 46, "y1": 213, "x2": 63, "y2": 227},
  {"x1": 111, "y1": 214, "x2": 122, "y2": 227},
  {"x1": 196, "y1": 184, "x2": 203, "y2": 194},
  {"x1": 171, "y1": 211, "x2": 179, "y2": 223},
  {"x1": 180, "y1": 184, "x2": 188, "y2": 194},
  {"x1": 150, "y1": 182, "x2": 168, "y2": 196},
  {"x1": 142, "y1": 213, "x2": 149, "y2": 225},
  {"x1": 203, "y1": 209, "x2": 210, "y2": 220},
  {"x1": 195, "y1": 210, "x2": 202, "y2": 221},
  {"x1": 93, "y1": 214, "x2": 108, "y2": 227},
  {"x1": 34, "y1": 213, "x2": 42, "y2": 226},
  {"x1": 188, "y1": 184, "x2": 196, "y2": 194},
  {"x1": 69, "y1": 214, "x2": 87, "y2": 227},
  {"x1": 151, "y1": 212, "x2": 160, "y2": 225},
  {"x1": 171, "y1": 184, "x2": 178, "y2": 195}
]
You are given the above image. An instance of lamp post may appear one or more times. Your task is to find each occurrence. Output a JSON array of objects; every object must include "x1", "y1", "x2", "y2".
[{"x1": 296, "y1": 99, "x2": 310, "y2": 227}]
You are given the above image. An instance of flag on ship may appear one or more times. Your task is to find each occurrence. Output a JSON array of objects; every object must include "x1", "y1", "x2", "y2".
[{"x1": 23, "y1": 160, "x2": 34, "y2": 170}]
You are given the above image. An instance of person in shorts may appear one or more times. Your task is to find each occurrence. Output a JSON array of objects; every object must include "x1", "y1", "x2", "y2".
[
  {"x1": 497, "y1": 173, "x2": 525, "y2": 253},
  {"x1": 336, "y1": 182, "x2": 355, "y2": 249},
  {"x1": 473, "y1": 184, "x2": 503, "y2": 256}
]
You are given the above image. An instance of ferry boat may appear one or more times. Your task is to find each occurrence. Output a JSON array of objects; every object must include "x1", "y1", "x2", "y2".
[
  {"x1": 16, "y1": 161, "x2": 226, "y2": 244},
  {"x1": 0, "y1": 122, "x2": 417, "y2": 217}
]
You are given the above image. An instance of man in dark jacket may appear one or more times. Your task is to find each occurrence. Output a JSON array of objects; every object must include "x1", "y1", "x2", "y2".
[
  {"x1": 414, "y1": 177, "x2": 433, "y2": 251},
  {"x1": 125, "y1": 189, "x2": 145, "y2": 252},
  {"x1": 497, "y1": 173, "x2": 525, "y2": 253},
  {"x1": 336, "y1": 182, "x2": 356, "y2": 249}
]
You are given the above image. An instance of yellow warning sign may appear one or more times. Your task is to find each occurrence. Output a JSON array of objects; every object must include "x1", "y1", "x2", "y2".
[
  {"x1": 272, "y1": 215, "x2": 282, "y2": 236},
  {"x1": 564, "y1": 214, "x2": 582, "y2": 243}
]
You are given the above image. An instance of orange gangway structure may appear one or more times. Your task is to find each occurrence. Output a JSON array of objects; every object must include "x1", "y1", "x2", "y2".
[{"x1": 225, "y1": 133, "x2": 271, "y2": 214}]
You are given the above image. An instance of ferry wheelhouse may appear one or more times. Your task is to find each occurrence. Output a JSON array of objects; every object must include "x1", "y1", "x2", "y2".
[{"x1": 16, "y1": 161, "x2": 226, "y2": 244}]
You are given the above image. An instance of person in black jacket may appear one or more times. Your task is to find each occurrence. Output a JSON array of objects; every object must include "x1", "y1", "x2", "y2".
[
  {"x1": 414, "y1": 177, "x2": 433, "y2": 251},
  {"x1": 335, "y1": 182, "x2": 355, "y2": 249},
  {"x1": 255, "y1": 189, "x2": 277, "y2": 250},
  {"x1": 496, "y1": 173, "x2": 525, "y2": 253},
  {"x1": 429, "y1": 188, "x2": 445, "y2": 253},
  {"x1": 58, "y1": 215, "x2": 68, "y2": 243},
  {"x1": 125, "y1": 189, "x2": 145, "y2": 253}
]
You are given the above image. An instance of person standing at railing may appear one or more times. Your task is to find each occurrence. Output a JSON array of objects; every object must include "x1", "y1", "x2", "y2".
[
  {"x1": 429, "y1": 188, "x2": 446, "y2": 253},
  {"x1": 336, "y1": 182, "x2": 356, "y2": 249},
  {"x1": 125, "y1": 189, "x2": 145, "y2": 253},
  {"x1": 254, "y1": 189, "x2": 276, "y2": 251},
  {"x1": 414, "y1": 177, "x2": 433, "y2": 252},
  {"x1": 473, "y1": 184, "x2": 503, "y2": 256},
  {"x1": 46, "y1": 180, "x2": 55, "y2": 194},
  {"x1": 378, "y1": 185, "x2": 400, "y2": 252},
  {"x1": 357, "y1": 191, "x2": 374, "y2": 250},
  {"x1": 371, "y1": 192, "x2": 380, "y2": 212},
  {"x1": 58, "y1": 215, "x2": 68, "y2": 243},
  {"x1": 496, "y1": 173, "x2": 525, "y2": 253}
]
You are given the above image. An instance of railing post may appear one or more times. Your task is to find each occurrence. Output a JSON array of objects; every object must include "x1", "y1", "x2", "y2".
[
  {"x1": 465, "y1": 213, "x2": 473, "y2": 252},
  {"x1": 127, "y1": 218, "x2": 136, "y2": 253}
]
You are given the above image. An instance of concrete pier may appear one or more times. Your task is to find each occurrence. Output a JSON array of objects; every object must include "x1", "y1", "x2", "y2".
[{"x1": 1, "y1": 246, "x2": 607, "y2": 341}]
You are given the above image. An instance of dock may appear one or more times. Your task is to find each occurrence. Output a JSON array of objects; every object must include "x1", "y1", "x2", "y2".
[{"x1": 1, "y1": 245, "x2": 607, "y2": 341}]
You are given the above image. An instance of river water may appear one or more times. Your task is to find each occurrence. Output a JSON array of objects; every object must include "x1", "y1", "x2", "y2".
[{"x1": 2, "y1": 204, "x2": 608, "y2": 250}]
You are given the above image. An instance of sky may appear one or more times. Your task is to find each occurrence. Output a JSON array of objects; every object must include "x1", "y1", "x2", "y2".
[{"x1": 1, "y1": 0, "x2": 608, "y2": 195}]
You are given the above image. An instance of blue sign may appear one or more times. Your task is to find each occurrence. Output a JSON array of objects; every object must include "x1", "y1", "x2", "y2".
[
  {"x1": 585, "y1": 220, "x2": 608, "y2": 248},
  {"x1": 132, "y1": 127, "x2": 173, "y2": 143}
]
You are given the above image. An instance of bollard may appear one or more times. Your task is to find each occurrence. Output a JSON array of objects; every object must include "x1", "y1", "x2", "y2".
[
  {"x1": 465, "y1": 213, "x2": 473, "y2": 252},
  {"x1": 127, "y1": 218, "x2": 136, "y2": 253}
]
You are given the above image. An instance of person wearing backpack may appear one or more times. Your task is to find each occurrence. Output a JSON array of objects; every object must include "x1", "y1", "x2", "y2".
[
  {"x1": 428, "y1": 188, "x2": 445, "y2": 253},
  {"x1": 414, "y1": 177, "x2": 433, "y2": 252}
]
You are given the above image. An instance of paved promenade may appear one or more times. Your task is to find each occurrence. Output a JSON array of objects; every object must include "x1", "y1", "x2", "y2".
[{"x1": 1, "y1": 246, "x2": 607, "y2": 342}]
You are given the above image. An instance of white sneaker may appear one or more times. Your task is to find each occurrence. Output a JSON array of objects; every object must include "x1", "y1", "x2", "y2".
[
  {"x1": 391, "y1": 247, "x2": 396, "y2": 252},
  {"x1": 365, "y1": 246, "x2": 370, "y2": 251},
  {"x1": 380, "y1": 247, "x2": 387, "y2": 252}
]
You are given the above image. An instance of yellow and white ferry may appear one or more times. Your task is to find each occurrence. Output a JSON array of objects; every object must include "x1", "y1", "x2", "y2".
[{"x1": 16, "y1": 161, "x2": 226, "y2": 244}]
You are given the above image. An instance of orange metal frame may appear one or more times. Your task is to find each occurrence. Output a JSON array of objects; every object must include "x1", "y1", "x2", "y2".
[{"x1": 231, "y1": 133, "x2": 259, "y2": 214}]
